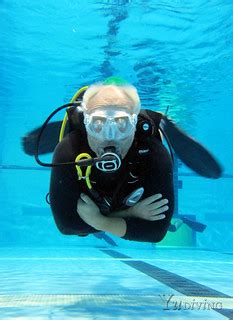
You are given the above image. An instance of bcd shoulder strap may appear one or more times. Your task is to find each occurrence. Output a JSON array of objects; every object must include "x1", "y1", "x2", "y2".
[{"x1": 138, "y1": 109, "x2": 163, "y2": 141}]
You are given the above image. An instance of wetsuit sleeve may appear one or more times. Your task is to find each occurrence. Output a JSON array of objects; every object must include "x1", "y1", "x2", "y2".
[
  {"x1": 122, "y1": 139, "x2": 174, "y2": 243},
  {"x1": 49, "y1": 136, "x2": 97, "y2": 235}
]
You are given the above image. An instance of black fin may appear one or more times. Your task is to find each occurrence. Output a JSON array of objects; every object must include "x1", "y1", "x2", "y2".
[
  {"x1": 22, "y1": 121, "x2": 63, "y2": 156},
  {"x1": 161, "y1": 116, "x2": 223, "y2": 179},
  {"x1": 168, "y1": 224, "x2": 177, "y2": 232},
  {"x1": 181, "y1": 217, "x2": 207, "y2": 233},
  {"x1": 93, "y1": 232, "x2": 118, "y2": 246}
]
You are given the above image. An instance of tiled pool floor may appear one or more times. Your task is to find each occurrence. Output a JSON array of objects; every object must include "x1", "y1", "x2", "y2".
[{"x1": 0, "y1": 247, "x2": 232, "y2": 319}]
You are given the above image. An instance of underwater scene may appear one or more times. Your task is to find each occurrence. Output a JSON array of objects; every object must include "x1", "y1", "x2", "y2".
[{"x1": 0, "y1": 1, "x2": 233, "y2": 319}]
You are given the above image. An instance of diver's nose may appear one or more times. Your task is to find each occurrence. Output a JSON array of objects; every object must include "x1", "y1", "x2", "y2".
[{"x1": 104, "y1": 121, "x2": 116, "y2": 140}]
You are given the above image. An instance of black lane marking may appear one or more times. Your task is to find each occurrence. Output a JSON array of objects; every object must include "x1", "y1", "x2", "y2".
[{"x1": 101, "y1": 249, "x2": 233, "y2": 319}]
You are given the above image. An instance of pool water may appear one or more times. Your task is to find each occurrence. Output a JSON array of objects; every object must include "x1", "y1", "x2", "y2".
[{"x1": 0, "y1": 0, "x2": 233, "y2": 319}]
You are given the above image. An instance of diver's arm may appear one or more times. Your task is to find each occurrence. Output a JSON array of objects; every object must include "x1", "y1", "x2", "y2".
[
  {"x1": 77, "y1": 193, "x2": 127, "y2": 237},
  {"x1": 97, "y1": 216, "x2": 127, "y2": 237},
  {"x1": 50, "y1": 134, "x2": 97, "y2": 235},
  {"x1": 121, "y1": 139, "x2": 174, "y2": 242},
  {"x1": 108, "y1": 193, "x2": 168, "y2": 220},
  {"x1": 108, "y1": 208, "x2": 132, "y2": 218}
]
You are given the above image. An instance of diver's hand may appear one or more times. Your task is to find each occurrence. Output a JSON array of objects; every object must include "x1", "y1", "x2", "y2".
[
  {"x1": 77, "y1": 193, "x2": 106, "y2": 230},
  {"x1": 127, "y1": 193, "x2": 169, "y2": 221}
]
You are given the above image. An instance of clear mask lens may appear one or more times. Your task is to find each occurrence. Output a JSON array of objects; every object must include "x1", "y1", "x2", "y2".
[{"x1": 84, "y1": 110, "x2": 137, "y2": 140}]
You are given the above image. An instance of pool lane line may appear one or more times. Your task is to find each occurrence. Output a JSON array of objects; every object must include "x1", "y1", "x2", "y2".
[
  {"x1": 101, "y1": 249, "x2": 233, "y2": 319},
  {"x1": 1, "y1": 165, "x2": 233, "y2": 178}
]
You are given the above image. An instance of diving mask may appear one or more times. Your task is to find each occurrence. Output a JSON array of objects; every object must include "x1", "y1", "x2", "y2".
[{"x1": 84, "y1": 107, "x2": 138, "y2": 141}]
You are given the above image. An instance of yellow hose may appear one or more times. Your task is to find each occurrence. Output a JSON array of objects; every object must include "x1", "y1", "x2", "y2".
[
  {"x1": 75, "y1": 153, "x2": 92, "y2": 189},
  {"x1": 59, "y1": 85, "x2": 88, "y2": 142}
]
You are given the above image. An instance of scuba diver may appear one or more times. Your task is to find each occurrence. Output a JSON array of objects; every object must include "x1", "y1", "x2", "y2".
[{"x1": 22, "y1": 77, "x2": 222, "y2": 243}]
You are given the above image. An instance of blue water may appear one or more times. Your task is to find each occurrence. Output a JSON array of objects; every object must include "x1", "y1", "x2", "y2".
[{"x1": 0, "y1": 0, "x2": 233, "y2": 319}]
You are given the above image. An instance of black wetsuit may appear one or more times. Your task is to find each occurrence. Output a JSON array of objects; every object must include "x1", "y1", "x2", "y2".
[{"x1": 49, "y1": 114, "x2": 174, "y2": 243}]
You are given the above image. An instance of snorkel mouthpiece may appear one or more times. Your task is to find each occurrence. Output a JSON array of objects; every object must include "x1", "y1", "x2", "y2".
[{"x1": 95, "y1": 147, "x2": 122, "y2": 172}]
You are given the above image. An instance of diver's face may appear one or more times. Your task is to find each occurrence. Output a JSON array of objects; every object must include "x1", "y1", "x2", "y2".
[
  {"x1": 85, "y1": 105, "x2": 137, "y2": 159},
  {"x1": 87, "y1": 131, "x2": 135, "y2": 159}
]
